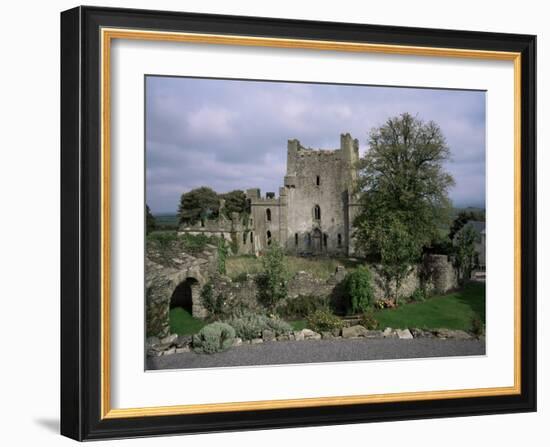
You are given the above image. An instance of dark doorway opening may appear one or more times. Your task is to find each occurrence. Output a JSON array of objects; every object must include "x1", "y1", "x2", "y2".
[{"x1": 170, "y1": 278, "x2": 198, "y2": 314}]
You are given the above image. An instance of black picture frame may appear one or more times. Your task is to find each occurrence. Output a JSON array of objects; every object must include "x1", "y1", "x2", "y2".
[{"x1": 61, "y1": 5, "x2": 536, "y2": 441}]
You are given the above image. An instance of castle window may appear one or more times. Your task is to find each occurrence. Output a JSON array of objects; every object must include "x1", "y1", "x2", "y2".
[
  {"x1": 314, "y1": 205, "x2": 321, "y2": 221},
  {"x1": 200, "y1": 218, "x2": 205, "y2": 227},
  {"x1": 266, "y1": 208, "x2": 271, "y2": 222},
  {"x1": 250, "y1": 232, "x2": 253, "y2": 243},
  {"x1": 337, "y1": 234, "x2": 342, "y2": 247},
  {"x1": 243, "y1": 233, "x2": 247, "y2": 244},
  {"x1": 267, "y1": 230, "x2": 272, "y2": 245},
  {"x1": 307, "y1": 233, "x2": 311, "y2": 246},
  {"x1": 295, "y1": 233, "x2": 298, "y2": 246},
  {"x1": 323, "y1": 233, "x2": 328, "y2": 248},
  {"x1": 316, "y1": 175, "x2": 320, "y2": 186}
]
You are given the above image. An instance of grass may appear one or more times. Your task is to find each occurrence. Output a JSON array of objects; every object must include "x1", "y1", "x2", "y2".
[
  {"x1": 374, "y1": 282, "x2": 485, "y2": 331},
  {"x1": 169, "y1": 307, "x2": 206, "y2": 335},
  {"x1": 289, "y1": 320, "x2": 307, "y2": 331},
  {"x1": 226, "y1": 255, "x2": 362, "y2": 281}
]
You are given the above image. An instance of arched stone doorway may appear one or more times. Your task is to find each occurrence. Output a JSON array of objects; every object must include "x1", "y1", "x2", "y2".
[{"x1": 170, "y1": 277, "x2": 199, "y2": 314}]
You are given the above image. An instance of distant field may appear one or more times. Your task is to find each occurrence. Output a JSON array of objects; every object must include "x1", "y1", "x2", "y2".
[{"x1": 154, "y1": 213, "x2": 178, "y2": 229}]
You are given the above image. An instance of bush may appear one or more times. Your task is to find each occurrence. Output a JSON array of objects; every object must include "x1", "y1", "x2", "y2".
[
  {"x1": 471, "y1": 317, "x2": 485, "y2": 337},
  {"x1": 277, "y1": 295, "x2": 328, "y2": 319},
  {"x1": 257, "y1": 243, "x2": 288, "y2": 309},
  {"x1": 232, "y1": 272, "x2": 249, "y2": 283},
  {"x1": 409, "y1": 287, "x2": 426, "y2": 303},
  {"x1": 227, "y1": 311, "x2": 292, "y2": 340},
  {"x1": 306, "y1": 308, "x2": 343, "y2": 333},
  {"x1": 343, "y1": 266, "x2": 374, "y2": 314},
  {"x1": 192, "y1": 322, "x2": 235, "y2": 354},
  {"x1": 359, "y1": 308, "x2": 379, "y2": 330},
  {"x1": 200, "y1": 283, "x2": 225, "y2": 318}
]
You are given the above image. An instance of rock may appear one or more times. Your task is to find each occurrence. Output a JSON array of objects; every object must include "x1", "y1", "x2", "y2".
[
  {"x1": 435, "y1": 329, "x2": 473, "y2": 339},
  {"x1": 251, "y1": 338, "x2": 263, "y2": 344},
  {"x1": 176, "y1": 335, "x2": 192, "y2": 348},
  {"x1": 163, "y1": 347, "x2": 176, "y2": 355},
  {"x1": 364, "y1": 330, "x2": 383, "y2": 338},
  {"x1": 321, "y1": 331, "x2": 334, "y2": 339},
  {"x1": 396, "y1": 329, "x2": 413, "y2": 339},
  {"x1": 410, "y1": 328, "x2": 434, "y2": 338},
  {"x1": 294, "y1": 330, "x2": 305, "y2": 341},
  {"x1": 332, "y1": 328, "x2": 342, "y2": 337},
  {"x1": 277, "y1": 334, "x2": 290, "y2": 341},
  {"x1": 299, "y1": 329, "x2": 321, "y2": 340},
  {"x1": 232, "y1": 337, "x2": 243, "y2": 347},
  {"x1": 161, "y1": 334, "x2": 178, "y2": 345},
  {"x1": 147, "y1": 349, "x2": 163, "y2": 357},
  {"x1": 342, "y1": 325, "x2": 369, "y2": 339},
  {"x1": 382, "y1": 327, "x2": 395, "y2": 338},
  {"x1": 262, "y1": 329, "x2": 275, "y2": 342},
  {"x1": 146, "y1": 336, "x2": 160, "y2": 348},
  {"x1": 175, "y1": 346, "x2": 190, "y2": 354}
]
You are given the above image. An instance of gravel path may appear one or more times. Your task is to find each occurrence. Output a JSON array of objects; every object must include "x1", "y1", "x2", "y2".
[{"x1": 147, "y1": 338, "x2": 485, "y2": 370}]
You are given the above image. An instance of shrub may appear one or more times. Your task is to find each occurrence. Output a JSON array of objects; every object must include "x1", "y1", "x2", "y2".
[
  {"x1": 179, "y1": 233, "x2": 212, "y2": 254},
  {"x1": 146, "y1": 231, "x2": 178, "y2": 249},
  {"x1": 343, "y1": 266, "x2": 374, "y2": 314},
  {"x1": 192, "y1": 322, "x2": 235, "y2": 354},
  {"x1": 359, "y1": 308, "x2": 379, "y2": 330},
  {"x1": 227, "y1": 311, "x2": 292, "y2": 340},
  {"x1": 217, "y1": 238, "x2": 228, "y2": 274},
  {"x1": 410, "y1": 287, "x2": 426, "y2": 303},
  {"x1": 471, "y1": 317, "x2": 485, "y2": 337},
  {"x1": 277, "y1": 295, "x2": 328, "y2": 319},
  {"x1": 200, "y1": 283, "x2": 225, "y2": 318},
  {"x1": 232, "y1": 272, "x2": 249, "y2": 283},
  {"x1": 306, "y1": 308, "x2": 343, "y2": 333},
  {"x1": 257, "y1": 243, "x2": 288, "y2": 309}
]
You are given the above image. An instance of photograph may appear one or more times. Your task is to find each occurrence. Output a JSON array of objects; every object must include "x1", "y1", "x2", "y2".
[{"x1": 144, "y1": 76, "x2": 487, "y2": 370}]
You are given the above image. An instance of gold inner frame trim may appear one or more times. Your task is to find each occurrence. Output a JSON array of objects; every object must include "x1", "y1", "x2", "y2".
[{"x1": 100, "y1": 27, "x2": 522, "y2": 419}]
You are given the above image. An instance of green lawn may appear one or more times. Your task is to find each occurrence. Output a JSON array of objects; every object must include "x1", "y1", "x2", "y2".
[
  {"x1": 289, "y1": 320, "x2": 307, "y2": 331},
  {"x1": 169, "y1": 307, "x2": 206, "y2": 335},
  {"x1": 375, "y1": 282, "x2": 485, "y2": 331}
]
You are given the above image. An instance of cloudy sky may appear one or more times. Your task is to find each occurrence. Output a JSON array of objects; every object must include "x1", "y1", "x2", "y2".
[{"x1": 146, "y1": 76, "x2": 486, "y2": 214}]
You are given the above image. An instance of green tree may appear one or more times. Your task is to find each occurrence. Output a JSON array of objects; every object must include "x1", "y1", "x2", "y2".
[
  {"x1": 221, "y1": 190, "x2": 249, "y2": 217},
  {"x1": 449, "y1": 210, "x2": 485, "y2": 241},
  {"x1": 257, "y1": 243, "x2": 288, "y2": 310},
  {"x1": 453, "y1": 224, "x2": 477, "y2": 284},
  {"x1": 354, "y1": 113, "x2": 455, "y2": 301},
  {"x1": 177, "y1": 187, "x2": 219, "y2": 225},
  {"x1": 145, "y1": 204, "x2": 156, "y2": 235}
]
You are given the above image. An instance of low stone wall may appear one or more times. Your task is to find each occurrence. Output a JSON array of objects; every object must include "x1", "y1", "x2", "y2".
[{"x1": 203, "y1": 254, "x2": 457, "y2": 318}]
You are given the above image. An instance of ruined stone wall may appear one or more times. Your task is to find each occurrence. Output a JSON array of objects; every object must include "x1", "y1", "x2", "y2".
[
  {"x1": 249, "y1": 195, "x2": 284, "y2": 253},
  {"x1": 145, "y1": 242, "x2": 218, "y2": 337}
]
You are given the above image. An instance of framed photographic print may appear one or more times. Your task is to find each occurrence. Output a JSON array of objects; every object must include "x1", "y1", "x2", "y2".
[{"x1": 60, "y1": 6, "x2": 536, "y2": 441}]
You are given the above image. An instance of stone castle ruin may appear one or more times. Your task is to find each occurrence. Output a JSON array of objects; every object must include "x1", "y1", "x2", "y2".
[{"x1": 179, "y1": 133, "x2": 361, "y2": 256}]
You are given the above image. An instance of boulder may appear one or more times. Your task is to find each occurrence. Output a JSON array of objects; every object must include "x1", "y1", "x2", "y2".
[
  {"x1": 342, "y1": 325, "x2": 369, "y2": 339},
  {"x1": 396, "y1": 329, "x2": 413, "y2": 339},
  {"x1": 300, "y1": 329, "x2": 321, "y2": 340},
  {"x1": 175, "y1": 346, "x2": 190, "y2": 354},
  {"x1": 262, "y1": 329, "x2": 275, "y2": 342},
  {"x1": 382, "y1": 327, "x2": 396, "y2": 338},
  {"x1": 410, "y1": 328, "x2": 434, "y2": 338},
  {"x1": 176, "y1": 335, "x2": 192, "y2": 348},
  {"x1": 232, "y1": 337, "x2": 243, "y2": 347},
  {"x1": 294, "y1": 330, "x2": 305, "y2": 341},
  {"x1": 435, "y1": 329, "x2": 472, "y2": 339},
  {"x1": 321, "y1": 331, "x2": 334, "y2": 339},
  {"x1": 161, "y1": 333, "x2": 178, "y2": 345},
  {"x1": 163, "y1": 347, "x2": 176, "y2": 356},
  {"x1": 251, "y1": 338, "x2": 263, "y2": 344}
]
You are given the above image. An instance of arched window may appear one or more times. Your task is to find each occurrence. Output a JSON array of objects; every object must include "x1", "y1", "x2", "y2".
[
  {"x1": 295, "y1": 233, "x2": 299, "y2": 246},
  {"x1": 250, "y1": 232, "x2": 253, "y2": 243},
  {"x1": 266, "y1": 230, "x2": 272, "y2": 245},
  {"x1": 337, "y1": 233, "x2": 342, "y2": 247},
  {"x1": 200, "y1": 218, "x2": 205, "y2": 227},
  {"x1": 323, "y1": 233, "x2": 328, "y2": 248},
  {"x1": 314, "y1": 205, "x2": 321, "y2": 221},
  {"x1": 266, "y1": 208, "x2": 271, "y2": 222},
  {"x1": 243, "y1": 233, "x2": 247, "y2": 244},
  {"x1": 307, "y1": 233, "x2": 311, "y2": 246},
  {"x1": 316, "y1": 175, "x2": 320, "y2": 186}
]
